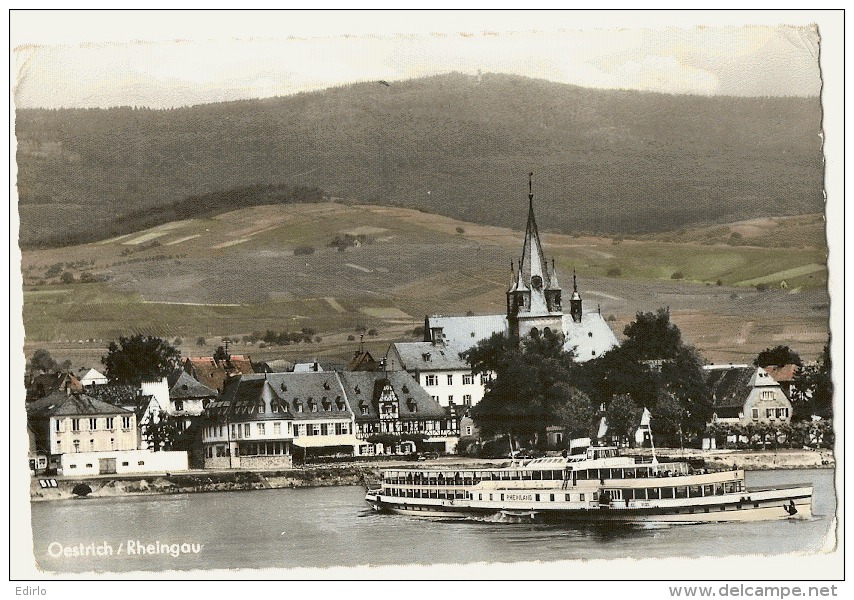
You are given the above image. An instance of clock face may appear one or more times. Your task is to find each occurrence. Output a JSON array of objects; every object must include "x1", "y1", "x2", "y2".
[{"x1": 531, "y1": 275, "x2": 543, "y2": 289}]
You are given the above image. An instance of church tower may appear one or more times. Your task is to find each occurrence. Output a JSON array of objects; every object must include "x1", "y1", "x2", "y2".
[{"x1": 507, "y1": 174, "x2": 564, "y2": 340}]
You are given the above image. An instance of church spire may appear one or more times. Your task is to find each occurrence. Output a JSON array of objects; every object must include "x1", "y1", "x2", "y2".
[{"x1": 518, "y1": 172, "x2": 550, "y2": 288}]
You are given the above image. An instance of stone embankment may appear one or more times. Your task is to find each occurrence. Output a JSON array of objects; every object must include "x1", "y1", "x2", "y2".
[{"x1": 29, "y1": 449, "x2": 834, "y2": 502}]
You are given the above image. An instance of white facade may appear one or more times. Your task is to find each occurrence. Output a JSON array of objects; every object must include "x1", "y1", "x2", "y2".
[
  {"x1": 414, "y1": 369, "x2": 487, "y2": 408},
  {"x1": 60, "y1": 449, "x2": 188, "y2": 476},
  {"x1": 140, "y1": 378, "x2": 170, "y2": 413},
  {"x1": 50, "y1": 413, "x2": 137, "y2": 455},
  {"x1": 79, "y1": 368, "x2": 108, "y2": 386}
]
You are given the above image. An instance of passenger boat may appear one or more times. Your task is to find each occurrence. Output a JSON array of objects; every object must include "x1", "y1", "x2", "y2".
[{"x1": 364, "y1": 445, "x2": 813, "y2": 523}]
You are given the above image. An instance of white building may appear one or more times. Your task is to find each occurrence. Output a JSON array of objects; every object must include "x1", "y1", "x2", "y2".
[
  {"x1": 385, "y1": 341, "x2": 487, "y2": 407},
  {"x1": 78, "y1": 368, "x2": 108, "y2": 387}
]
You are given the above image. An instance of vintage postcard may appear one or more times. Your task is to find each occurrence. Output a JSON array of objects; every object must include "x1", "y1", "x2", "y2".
[{"x1": 9, "y1": 9, "x2": 844, "y2": 589}]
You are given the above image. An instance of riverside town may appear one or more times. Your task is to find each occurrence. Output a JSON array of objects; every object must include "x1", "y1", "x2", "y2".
[
  {"x1": 26, "y1": 182, "x2": 833, "y2": 518},
  {"x1": 15, "y1": 24, "x2": 836, "y2": 575}
]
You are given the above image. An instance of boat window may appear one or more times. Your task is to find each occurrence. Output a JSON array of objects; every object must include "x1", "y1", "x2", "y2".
[
  {"x1": 703, "y1": 485, "x2": 714, "y2": 497},
  {"x1": 714, "y1": 483, "x2": 724, "y2": 495},
  {"x1": 675, "y1": 487, "x2": 688, "y2": 499},
  {"x1": 565, "y1": 494, "x2": 571, "y2": 501},
  {"x1": 647, "y1": 487, "x2": 660, "y2": 499},
  {"x1": 535, "y1": 494, "x2": 540, "y2": 501},
  {"x1": 522, "y1": 471, "x2": 532, "y2": 480},
  {"x1": 689, "y1": 485, "x2": 702, "y2": 498},
  {"x1": 612, "y1": 469, "x2": 623, "y2": 479},
  {"x1": 661, "y1": 487, "x2": 674, "y2": 499},
  {"x1": 549, "y1": 494, "x2": 555, "y2": 501}
]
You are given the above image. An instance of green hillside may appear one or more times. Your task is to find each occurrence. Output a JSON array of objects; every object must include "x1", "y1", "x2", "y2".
[{"x1": 16, "y1": 72, "x2": 824, "y2": 248}]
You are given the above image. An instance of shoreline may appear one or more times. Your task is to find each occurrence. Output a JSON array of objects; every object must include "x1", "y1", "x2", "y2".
[{"x1": 30, "y1": 449, "x2": 835, "y2": 503}]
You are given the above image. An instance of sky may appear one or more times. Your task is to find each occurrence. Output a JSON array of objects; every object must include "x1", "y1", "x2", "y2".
[{"x1": 12, "y1": 13, "x2": 822, "y2": 109}]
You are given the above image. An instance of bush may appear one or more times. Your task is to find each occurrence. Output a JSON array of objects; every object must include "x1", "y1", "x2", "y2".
[
  {"x1": 367, "y1": 328, "x2": 378, "y2": 337},
  {"x1": 607, "y1": 314, "x2": 617, "y2": 322},
  {"x1": 196, "y1": 337, "x2": 206, "y2": 346},
  {"x1": 755, "y1": 283, "x2": 769, "y2": 291},
  {"x1": 671, "y1": 271, "x2": 684, "y2": 280},
  {"x1": 173, "y1": 337, "x2": 183, "y2": 346},
  {"x1": 456, "y1": 226, "x2": 465, "y2": 234},
  {"x1": 60, "y1": 271, "x2": 75, "y2": 284},
  {"x1": 294, "y1": 245, "x2": 315, "y2": 256},
  {"x1": 607, "y1": 267, "x2": 622, "y2": 277},
  {"x1": 716, "y1": 279, "x2": 723, "y2": 286},
  {"x1": 72, "y1": 483, "x2": 92, "y2": 497},
  {"x1": 413, "y1": 326, "x2": 425, "y2": 337},
  {"x1": 347, "y1": 335, "x2": 356, "y2": 341}
]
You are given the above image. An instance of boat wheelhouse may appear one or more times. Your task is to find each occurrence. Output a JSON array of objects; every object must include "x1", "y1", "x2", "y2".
[{"x1": 365, "y1": 445, "x2": 813, "y2": 523}]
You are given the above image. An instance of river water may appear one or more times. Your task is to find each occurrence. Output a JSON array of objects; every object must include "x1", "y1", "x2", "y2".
[{"x1": 29, "y1": 469, "x2": 836, "y2": 574}]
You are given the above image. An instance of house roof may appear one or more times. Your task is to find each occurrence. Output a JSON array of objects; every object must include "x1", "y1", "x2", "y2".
[
  {"x1": 26, "y1": 371, "x2": 82, "y2": 400},
  {"x1": 26, "y1": 390, "x2": 132, "y2": 418},
  {"x1": 337, "y1": 371, "x2": 445, "y2": 422},
  {"x1": 214, "y1": 372, "x2": 352, "y2": 422},
  {"x1": 704, "y1": 365, "x2": 782, "y2": 412},
  {"x1": 184, "y1": 355, "x2": 254, "y2": 391},
  {"x1": 346, "y1": 350, "x2": 378, "y2": 372},
  {"x1": 168, "y1": 369, "x2": 218, "y2": 399},
  {"x1": 764, "y1": 364, "x2": 800, "y2": 384},
  {"x1": 253, "y1": 359, "x2": 295, "y2": 373},
  {"x1": 387, "y1": 341, "x2": 471, "y2": 372}
]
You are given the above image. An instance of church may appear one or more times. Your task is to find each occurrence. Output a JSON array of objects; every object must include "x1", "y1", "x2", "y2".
[{"x1": 422, "y1": 176, "x2": 619, "y2": 362}]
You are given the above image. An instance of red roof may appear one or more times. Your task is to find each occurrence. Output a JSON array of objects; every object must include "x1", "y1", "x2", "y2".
[{"x1": 764, "y1": 364, "x2": 799, "y2": 383}]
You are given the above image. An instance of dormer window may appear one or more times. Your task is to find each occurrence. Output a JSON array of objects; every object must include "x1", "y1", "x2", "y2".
[
  {"x1": 323, "y1": 381, "x2": 331, "y2": 390},
  {"x1": 402, "y1": 385, "x2": 409, "y2": 393},
  {"x1": 336, "y1": 399, "x2": 345, "y2": 410},
  {"x1": 281, "y1": 383, "x2": 287, "y2": 392},
  {"x1": 322, "y1": 398, "x2": 331, "y2": 411},
  {"x1": 354, "y1": 386, "x2": 361, "y2": 394},
  {"x1": 422, "y1": 353, "x2": 431, "y2": 362}
]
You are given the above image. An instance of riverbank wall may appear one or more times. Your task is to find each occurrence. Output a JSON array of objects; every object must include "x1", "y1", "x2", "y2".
[{"x1": 29, "y1": 448, "x2": 834, "y2": 502}]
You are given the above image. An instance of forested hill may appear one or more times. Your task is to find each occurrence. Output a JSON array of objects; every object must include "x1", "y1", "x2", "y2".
[{"x1": 16, "y1": 72, "x2": 823, "y2": 248}]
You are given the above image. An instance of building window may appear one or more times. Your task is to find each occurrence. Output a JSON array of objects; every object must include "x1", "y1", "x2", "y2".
[
  {"x1": 274, "y1": 422, "x2": 281, "y2": 435},
  {"x1": 138, "y1": 461, "x2": 145, "y2": 466},
  {"x1": 73, "y1": 440, "x2": 80, "y2": 453},
  {"x1": 778, "y1": 408, "x2": 789, "y2": 418},
  {"x1": 244, "y1": 424, "x2": 250, "y2": 437},
  {"x1": 463, "y1": 374, "x2": 473, "y2": 385},
  {"x1": 89, "y1": 418, "x2": 98, "y2": 430},
  {"x1": 72, "y1": 419, "x2": 81, "y2": 432},
  {"x1": 175, "y1": 400, "x2": 184, "y2": 412},
  {"x1": 89, "y1": 439, "x2": 95, "y2": 451},
  {"x1": 106, "y1": 417, "x2": 114, "y2": 430},
  {"x1": 54, "y1": 419, "x2": 63, "y2": 432},
  {"x1": 257, "y1": 423, "x2": 266, "y2": 436},
  {"x1": 122, "y1": 416, "x2": 132, "y2": 429},
  {"x1": 465, "y1": 426, "x2": 473, "y2": 436},
  {"x1": 447, "y1": 374, "x2": 453, "y2": 385},
  {"x1": 480, "y1": 375, "x2": 490, "y2": 385},
  {"x1": 312, "y1": 424, "x2": 322, "y2": 436},
  {"x1": 463, "y1": 395, "x2": 472, "y2": 406},
  {"x1": 432, "y1": 396, "x2": 439, "y2": 403},
  {"x1": 448, "y1": 396, "x2": 454, "y2": 404},
  {"x1": 425, "y1": 375, "x2": 437, "y2": 386},
  {"x1": 751, "y1": 409, "x2": 759, "y2": 420},
  {"x1": 361, "y1": 405, "x2": 368, "y2": 415},
  {"x1": 110, "y1": 438, "x2": 115, "y2": 450}
]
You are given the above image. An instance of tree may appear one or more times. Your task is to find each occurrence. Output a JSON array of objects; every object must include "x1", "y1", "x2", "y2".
[
  {"x1": 793, "y1": 339, "x2": 833, "y2": 419},
  {"x1": 548, "y1": 384, "x2": 596, "y2": 440},
  {"x1": 622, "y1": 308, "x2": 682, "y2": 360},
  {"x1": 213, "y1": 345, "x2": 228, "y2": 362},
  {"x1": 196, "y1": 337, "x2": 206, "y2": 347},
  {"x1": 658, "y1": 346, "x2": 713, "y2": 438},
  {"x1": 102, "y1": 335, "x2": 181, "y2": 385},
  {"x1": 28, "y1": 349, "x2": 59, "y2": 374},
  {"x1": 60, "y1": 271, "x2": 74, "y2": 284},
  {"x1": 605, "y1": 394, "x2": 641, "y2": 443},
  {"x1": 754, "y1": 345, "x2": 802, "y2": 367},
  {"x1": 141, "y1": 410, "x2": 178, "y2": 451},
  {"x1": 466, "y1": 330, "x2": 572, "y2": 441}
]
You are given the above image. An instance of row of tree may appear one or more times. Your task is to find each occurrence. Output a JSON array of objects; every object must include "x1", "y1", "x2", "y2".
[{"x1": 464, "y1": 309, "x2": 833, "y2": 449}]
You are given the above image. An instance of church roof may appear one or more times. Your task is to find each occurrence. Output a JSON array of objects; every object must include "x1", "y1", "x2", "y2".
[
  {"x1": 561, "y1": 313, "x2": 620, "y2": 361},
  {"x1": 425, "y1": 314, "x2": 509, "y2": 349},
  {"x1": 388, "y1": 341, "x2": 471, "y2": 372}
]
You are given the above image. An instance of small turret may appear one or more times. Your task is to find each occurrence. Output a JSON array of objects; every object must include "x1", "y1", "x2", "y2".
[{"x1": 570, "y1": 270, "x2": 582, "y2": 323}]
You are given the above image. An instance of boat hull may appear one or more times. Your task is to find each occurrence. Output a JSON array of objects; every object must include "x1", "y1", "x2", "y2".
[{"x1": 365, "y1": 487, "x2": 813, "y2": 524}]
